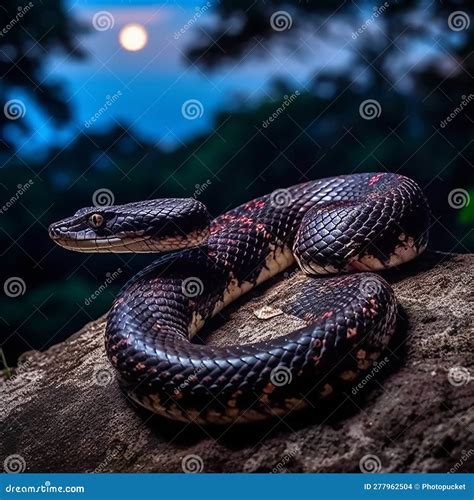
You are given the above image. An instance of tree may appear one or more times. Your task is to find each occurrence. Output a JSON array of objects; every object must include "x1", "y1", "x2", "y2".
[{"x1": 0, "y1": 0, "x2": 85, "y2": 152}]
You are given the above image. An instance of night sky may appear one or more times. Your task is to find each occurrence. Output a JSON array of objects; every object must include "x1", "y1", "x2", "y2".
[{"x1": 16, "y1": 0, "x2": 428, "y2": 157}]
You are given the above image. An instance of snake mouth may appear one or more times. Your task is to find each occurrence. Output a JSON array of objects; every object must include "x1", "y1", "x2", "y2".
[
  {"x1": 50, "y1": 235, "x2": 156, "y2": 253},
  {"x1": 50, "y1": 228, "x2": 210, "y2": 253}
]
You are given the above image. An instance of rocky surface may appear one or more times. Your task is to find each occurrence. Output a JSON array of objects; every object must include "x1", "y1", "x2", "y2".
[{"x1": 1, "y1": 251, "x2": 473, "y2": 473}]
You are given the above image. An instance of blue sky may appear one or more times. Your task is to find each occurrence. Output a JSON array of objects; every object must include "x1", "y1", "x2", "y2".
[
  {"x1": 16, "y1": 0, "x2": 355, "y2": 157},
  {"x1": 13, "y1": 0, "x2": 453, "y2": 157}
]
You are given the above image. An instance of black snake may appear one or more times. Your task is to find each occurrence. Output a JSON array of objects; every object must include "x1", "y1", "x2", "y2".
[{"x1": 49, "y1": 172, "x2": 430, "y2": 424}]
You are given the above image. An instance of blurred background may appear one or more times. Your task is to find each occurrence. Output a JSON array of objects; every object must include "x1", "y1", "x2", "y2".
[{"x1": 0, "y1": 0, "x2": 473, "y2": 368}]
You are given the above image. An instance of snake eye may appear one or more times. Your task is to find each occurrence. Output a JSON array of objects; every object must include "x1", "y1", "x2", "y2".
[{"x1": 88, "y1": 213, "x2": 104, "y2": 229}]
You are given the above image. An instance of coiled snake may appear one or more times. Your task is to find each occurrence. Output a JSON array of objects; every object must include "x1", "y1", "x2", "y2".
[{"x1": 49, "y1": 173, "x2": 430, "y2": 424}]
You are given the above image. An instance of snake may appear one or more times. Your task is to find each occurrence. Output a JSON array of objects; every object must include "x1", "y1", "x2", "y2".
[{"x1": 49, "y1": 172, "x2": 430, "y2": 424}]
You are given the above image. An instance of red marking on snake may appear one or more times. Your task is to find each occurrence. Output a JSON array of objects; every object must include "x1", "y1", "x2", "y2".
[
  {"x1": 238, "y1": 215, "x2": 255, "y2": 225},
  {"x1": 369, "y1": 173, "x2": 384, "y2": 185},
  {"x1": 210, "y1": 223, "x2": 223, "y2": 234},
  {"x1": 135, "y1": 363, "x2": 146, "y2": 371},
  {"x1": 346, "y1": 327, "x2": 357, "y2": 338},
  {"x1": 312, "y1": 338, "x2": 322, "y2": 349},
  {"x1": 245, "y1": 200, "x2": 266, "y2": 209}
]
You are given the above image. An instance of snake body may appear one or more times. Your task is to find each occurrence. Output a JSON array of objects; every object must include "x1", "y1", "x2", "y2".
[{"x1": 49, "y1": 172, "x2": 430, "y2": 424}]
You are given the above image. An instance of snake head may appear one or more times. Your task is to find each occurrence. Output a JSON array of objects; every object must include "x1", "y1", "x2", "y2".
[{"x1": 48, "y1": 198, "x2": 211, "y2": 253}]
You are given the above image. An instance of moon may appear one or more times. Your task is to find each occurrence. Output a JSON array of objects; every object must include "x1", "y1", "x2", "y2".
[{"x1": 119, "y1": 24, "x2": 148, "y2": 52}]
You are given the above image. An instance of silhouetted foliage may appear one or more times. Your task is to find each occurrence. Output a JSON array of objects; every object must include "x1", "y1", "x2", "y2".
[{"x1": 0, "y1": 0, "x2": 85, "y2": 151}]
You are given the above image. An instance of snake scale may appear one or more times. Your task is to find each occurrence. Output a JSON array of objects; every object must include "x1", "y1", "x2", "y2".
[{"x1": 49, "y1": 172, "x2": 430, "y2": 424}]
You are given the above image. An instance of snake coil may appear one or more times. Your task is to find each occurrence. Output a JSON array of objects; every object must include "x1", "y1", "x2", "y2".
[{"x1": 49, "y1": 172, "x2": 430, "y2": 424}]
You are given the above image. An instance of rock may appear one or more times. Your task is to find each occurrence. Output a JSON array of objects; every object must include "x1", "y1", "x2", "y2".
[{"x1": 1, "y1": 251, "x2": 473, "y2": 473}]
